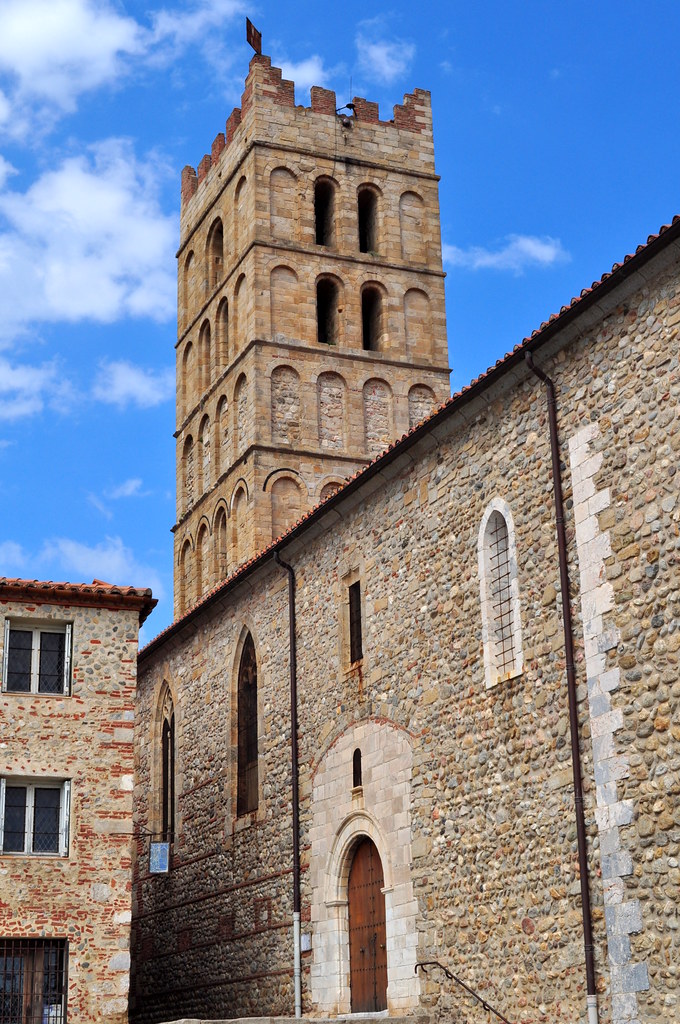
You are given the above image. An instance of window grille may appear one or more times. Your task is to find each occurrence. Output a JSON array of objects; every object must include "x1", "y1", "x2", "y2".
[
  {"x1": 349, "y1": 582, "x2": 363, "y2": 664},
  {"x1": 237, "y1": 634, "x2": 258, "y2": 815},
  {"x1": 3, "y1": 622, "x2": 71, "y2": 695},
  {"x1": 0, "y1": 780, "x2": 70, "y2": 856},
  {"x1": 0, "y1": 938, "x2": 68, "y2": 1023},
  {"x1": 487, "y1": 511, "x2": 515, "y2": 677}
]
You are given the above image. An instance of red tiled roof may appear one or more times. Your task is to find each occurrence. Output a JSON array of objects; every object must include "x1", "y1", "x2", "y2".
[
  {"x1": 139, "y1": 213, "x2": 680, "y2": 660},
  {"x1": 0, "y1": 577, "x2": 157, "y2": 624}
]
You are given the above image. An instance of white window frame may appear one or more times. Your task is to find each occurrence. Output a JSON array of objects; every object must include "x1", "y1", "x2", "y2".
[
  {"x1": 0, "y1": 778, "x2": 71, "y2": 857},
  {"x1": 478, "y1": 497, "x2": 524, "y2": 689},
  {"x1": 2, "y1": 619, "x2": 72, "y2": 695}
]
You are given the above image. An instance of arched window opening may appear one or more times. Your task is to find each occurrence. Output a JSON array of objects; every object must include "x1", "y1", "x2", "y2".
[
  {"x1": 232, "y1": 486, "x2": 248, "y2": 567},
  {"x1": 270, "y1": 265, "x2": 298, "y2": 342},
  {"x1": 478, "y1": 502, "x2": 523, "y2": 688},
  {"x1": 237, "y1": 634, "x2": 258, "y2": 815},
  {"x1": 361, "y1": 287, "x2": 383, "y2": 352},
  {"x1": 315, "y1": 178, "x2": 335, "y2": 247},
  {"x1": 352, "y1": 748, "x2": 362, "y2": 789},
  {"x1": 271, "y1": 366, "x2": 301, "y2": 444},
  {"x1": 160, "y1": 689, "x2": 175, "y2": 843},
  {"x1": 207, "y1": 219, "x2": 223, "y2": 290},
  {"x1": 358, "y1": 188, "x2": 378, "y2": 253},
  {"x1": 317, "y1": 372, "x2": 346, "y2": 450},
  {"x1": 233, "y1": 274, "x2": 246, "y2": 351},
  {"x1": 317, "y1": 278, "x2": 339, "y2": 346},
  {"x1": 320, "y1": 481, "x2": 342, "y2": 502}
]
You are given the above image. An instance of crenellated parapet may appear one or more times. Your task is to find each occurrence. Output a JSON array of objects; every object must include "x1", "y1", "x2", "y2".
[{"x1": 180, "y1": 52, "x2": 434, "y2": 209}]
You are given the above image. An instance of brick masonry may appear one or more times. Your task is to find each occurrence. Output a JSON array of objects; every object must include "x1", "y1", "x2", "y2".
[{"x1": 0, "y1": 587, "x2": 151, "y2": 1024}]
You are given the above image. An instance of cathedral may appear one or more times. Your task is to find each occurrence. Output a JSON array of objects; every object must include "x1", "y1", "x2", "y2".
[
  {"x1": 1, "y1": 40, "x2": 677, "y2": 1024},
  {"x1": 128, "y1": 48, "x2": 679, "y2": 1024}
]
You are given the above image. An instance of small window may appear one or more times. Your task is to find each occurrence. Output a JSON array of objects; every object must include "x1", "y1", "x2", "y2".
[
  {"x1": 358, "y1": 188, "x2": 378, "y2": 253},
  {"x1": 361, "y1": 287, "x2": 383, "y2": 351},
  {"x1": 478, "y1": 500, "x2": 523, "y2": 688},
  {"x1": 0, "y1": 779, "x2": 71, "y2": 856},
  {"x1": 348, "y1": 581, "x2": 363, "y2": 664},
  {"x1": 353, "y1": 748, "x2": 362, "y2": 788},
  {"x1": 317, "y1": 278, "x2": 339, "y2": 345},
  {"x1": 314, "y1": 178, "x2": 335, "y2": 247},
  {"x1": 2, "y1": 621, "x2": 72, "y2": 695},
  {"x1": 159, "y1": 688, "x2": 175, "y2": 843},
  {"x1": 0, "y1": 939, "x2": 68, "y2": 1023},
  {"x1": 237, "y1": 633, "x2": 258, "y2": 816}
]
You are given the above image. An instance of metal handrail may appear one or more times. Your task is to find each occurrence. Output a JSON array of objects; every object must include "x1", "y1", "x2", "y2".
[{"x1": 415, "y1": 960, "x2": 514, "y2": 1024}]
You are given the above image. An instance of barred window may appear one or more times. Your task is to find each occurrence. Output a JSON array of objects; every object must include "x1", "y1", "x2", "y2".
[
  {"x1": 478, "y1": 500, "x2": 523, "y2": 688},
  {"x1": 2, "y1": 621, "x2": 72, "y2": 695},
  {"x1": 0, "y1": 938, "x2": 68, "y2": 1023},
  {"x1": 0, "y1": 779, "x2": 70, "y2": 856}
]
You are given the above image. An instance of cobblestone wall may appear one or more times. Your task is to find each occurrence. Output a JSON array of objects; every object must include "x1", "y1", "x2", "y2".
[{"x1": 138, "y1": 225, "x2": 680, "y2": 1022}]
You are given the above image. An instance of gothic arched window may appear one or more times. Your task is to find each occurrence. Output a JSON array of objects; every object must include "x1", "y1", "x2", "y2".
[
  {"x1": 237, "y1": 633, "x2": 258, "y2": 815},
  {"x1": 159, "y1": 687, "x2": 176, "y2": 842}
]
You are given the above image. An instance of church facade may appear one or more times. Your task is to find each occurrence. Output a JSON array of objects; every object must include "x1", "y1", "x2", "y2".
[{"x1": 131, "y1": 52, "x2": 679, "y2": 1024}]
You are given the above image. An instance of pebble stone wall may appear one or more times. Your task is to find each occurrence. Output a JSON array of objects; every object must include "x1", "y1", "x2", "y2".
[
  {"x1": 0, "y1": 594, "x2": 146, "y2": 1024},
  {"x1": 134, "y1": 235, "x2": 680, "y2": 1023}
]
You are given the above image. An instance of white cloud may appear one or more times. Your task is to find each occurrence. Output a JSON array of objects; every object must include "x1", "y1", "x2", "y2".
[
  {"x1": 0, "y1": 356, "x2": 61, "y2": 419},
  {"x1": 108, "y1": 478, "x2": 146, "y2": 500},
  {"x1": 92, "y1": 360, "x2": 174, "y2": 409},
  {"x1": 40, "y1": 535, "x2": 164, "y2": 599},
  {"x1": 442, "y1": 235, "x2": 570, "y2": 274},
  {"x1": 0, "y1": 139, "x2": 176, "y2": 343},
  {"x1": 278, "y1": 56, "x2": 330, "y2": 97},
  {"x1": 0, "y1": 0, "x2": 143, "y2": 113},
  {"x1": 355, "y1": 27, "x2": 415, "y2": 84},
  {"x1": 0, "y1": 1, "x2": 245, "y2": 132},
  {"x1": 0, "y1": 540, "x2": 25, "y2": 570}
]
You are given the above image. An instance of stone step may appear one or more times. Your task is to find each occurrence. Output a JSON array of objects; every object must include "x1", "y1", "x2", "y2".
[{"x1": 162, "y1": 1018, "x2": 423, "y2": 1024}]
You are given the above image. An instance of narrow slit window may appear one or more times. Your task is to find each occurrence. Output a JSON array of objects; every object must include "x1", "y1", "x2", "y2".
[
  {"x1": 314, "y1": 179, "x2": 335, "y2": 246},
  {"x1": 478, "y1": 502, "x2": 523, "y2": 688},
  {"x1": 317, "y1": 279, "x2": 338, "y2": 345},
  {"x1": 361, "y1": 288, "x2": 382, "y2": 351},
  {"x1": 358, "y1": 188, "x2": 378, "y2": 253},
  {"x1": 353, "y1": 748, "x2": 362, "y2": 788},
  {"x1": 488, "y1": 512, "x2": 514, "y2": 676},
  {"x1": 237, "y1": 633, "x2": 258, "y2": 815},
  {"x1": 349, "y1": 581, "x2": 363, "y2": 664}
]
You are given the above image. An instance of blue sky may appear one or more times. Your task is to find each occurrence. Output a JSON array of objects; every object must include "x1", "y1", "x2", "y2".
[{"x1": 1, "y1": 1, "x2": 678, "y2": 641}]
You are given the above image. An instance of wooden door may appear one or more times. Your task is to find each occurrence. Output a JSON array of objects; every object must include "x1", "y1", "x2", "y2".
[{"x1": 348, "y1": 837, "x2": 388, "y2": 1012}]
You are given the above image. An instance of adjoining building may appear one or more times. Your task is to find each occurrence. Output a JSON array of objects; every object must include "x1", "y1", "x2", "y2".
[
  {"x1": 131, "y1": 48, "x2": 680, "y2": 1024},
  {"x1": 0, "y1": 578, "x2": 155, "y2": 1024}
]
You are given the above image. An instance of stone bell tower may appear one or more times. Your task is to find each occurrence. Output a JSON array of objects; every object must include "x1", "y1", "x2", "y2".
[{"x1": 173, "y1": 50, "x2": 450, "y2": 616}]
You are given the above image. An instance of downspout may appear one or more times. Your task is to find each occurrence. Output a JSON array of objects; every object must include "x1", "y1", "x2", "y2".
[
  {"x1": 525, "y1": 352, "x2": 598, "y2": 1024},
  {"x1": 274, "y1": 550, "x2": 302, "y2": 1019}
]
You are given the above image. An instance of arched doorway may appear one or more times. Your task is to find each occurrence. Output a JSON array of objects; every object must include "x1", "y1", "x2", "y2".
[{"x1": 348, "y1": 837, "x2": 388, "y2": 1012}]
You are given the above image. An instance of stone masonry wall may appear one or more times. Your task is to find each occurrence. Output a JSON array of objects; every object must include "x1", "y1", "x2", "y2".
[
  {"x1": 172, "y1": 52, "x2": 450, "y2": 615},
  {"x1": 1, "y1": 598, "x2": 142, "y2": 1023},
  {"x1": 138, "y1": 243, "x2": 680, "y2": 1022}
]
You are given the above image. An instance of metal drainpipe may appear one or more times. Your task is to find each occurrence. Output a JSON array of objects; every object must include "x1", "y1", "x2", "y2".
[
  {"x1": 525, "y1": 352, "x2": 598, "y2": 1024},
  {"x1": 274, "y1": 550, "x2": 302, "y2": 1019}
]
